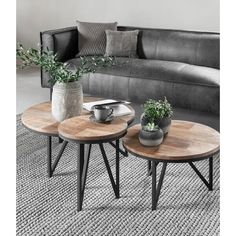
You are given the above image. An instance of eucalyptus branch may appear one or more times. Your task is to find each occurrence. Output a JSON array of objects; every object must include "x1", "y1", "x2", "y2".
[{"x1": 16, "y1": 43, "x2": 116, "y2": 84}]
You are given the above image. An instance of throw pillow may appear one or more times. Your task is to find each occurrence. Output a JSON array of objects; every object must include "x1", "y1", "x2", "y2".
[
  {"x1": 105, "y1": 30, "x2": 139, "y2": 58},
  {"x1": 76, "y1": 21, "x2": 117, "y2": 56}
]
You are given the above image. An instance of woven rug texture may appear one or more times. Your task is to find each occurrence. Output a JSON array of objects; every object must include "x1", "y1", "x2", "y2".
[{"x1": 16, "y1": 117, "x2": 220, "y2": 236}]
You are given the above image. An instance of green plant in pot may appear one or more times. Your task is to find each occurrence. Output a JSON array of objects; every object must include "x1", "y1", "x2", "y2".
[
  {"x1": 157, "y1": 97, "x2": 173, "y2": 134},
  {"x1": 139, "y1": 122, "x2": 163, "y2": 147},
  {"x1": 140, "y1": 97, "x2": 173, "y2": 134},
  {"x1": 140, "y1": 99, "x2": 160, "y2": 126},
  {"x1": 16, "y1": 44, "x2": 115, "y2": 122}
]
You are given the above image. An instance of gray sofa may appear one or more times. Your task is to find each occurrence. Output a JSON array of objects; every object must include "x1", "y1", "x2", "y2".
[{"x1": 40, "y1": 26, "x2": 220, "y2": 130}]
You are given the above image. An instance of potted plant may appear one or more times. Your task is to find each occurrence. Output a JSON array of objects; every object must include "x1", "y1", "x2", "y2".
[
  {"x1": 16, "y1": 44, "x2": 115, "y2": 122},
  {"x1": 139, "y1": 122, "x2": 163, "y2": 147},
  {"x1": 140, "y1": 99, "x2": 160, "y2": 127},
  {"x1": 140, "y1": 97, "x2": 173, "y2": 134},
  {"x1": 157, "y1": 97, "x2": 173, "y2": 134}
]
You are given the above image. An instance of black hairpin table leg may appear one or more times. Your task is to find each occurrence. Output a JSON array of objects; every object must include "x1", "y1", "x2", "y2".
[
  {"x1": 148, "y1": 161, "x2": 159, "y2": 176},
  {"x1": 58, "y1": 137, "x2": 63, "y2": 143},
  {"x1": 147, "y1": 160, "x2": 151, "y2": 176},
  {"x1": 77, "y1": 141, "x2": 120, "y2": 211},
  {"x1": 152, "y1": 161, "x2": 167, "y2": 210},
  {"x1": 77, "y1": 144, "x2": 93, "y2": 211},
  {"x1": 47, "y1": 136, "x2": 68, "y2": 178},
  {"x1": 77, "y1": 143, "x2": 84, "y2": 211},
  {"x1": 47, "y1": 136, "x2": 52, "y2": 177},
  {"x1": 99, "y1": 143, "x2": 120, "y2": 198},
  {"x1": 109, "y1": 141, "x2": 128, "y2": 157},
  {"x1": 188, "y1": 156, "x2": 214, "y2": 191},
  {"x1": 116, "y1": 139, "x2": 120, "y2": 198},
  {"x1": 209, "y1": 156, "x2": 213, "y2": 191}
]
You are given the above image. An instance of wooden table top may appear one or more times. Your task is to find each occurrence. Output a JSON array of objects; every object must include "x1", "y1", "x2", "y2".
[
  {"x1": 122, "y1": 120, "x2": 220, "y2": 162},
  {"x1": 58, "y1": 116, "x2": 128, "y2": 143},
  {"x1": 21, "y1": 96, "x2": 135, "y2": 136}
]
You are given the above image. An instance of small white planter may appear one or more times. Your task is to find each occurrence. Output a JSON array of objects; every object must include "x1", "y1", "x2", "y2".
[{"x1": 52, "y1": 81, "x2": 83, "y2": 122}]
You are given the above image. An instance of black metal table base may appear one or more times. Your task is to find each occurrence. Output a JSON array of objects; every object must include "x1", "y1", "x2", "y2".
[
  {"x1": 46, "y1": 136, "x2": 122, "y2": 211},
  {"x1": 149, "y1": 157, "x2": 214, "y2": 210},
  {"x1": 77, "y1": 140, "x2": 120, "y2": 211},
  {"x1": 47, "y1": 136, "x2": 68, "y2": 178},
  {"x1": 152, "y1": 161, "x2": 167, "y2": 210},
  {"x1": 109, "y1": 141, "x2": 128, "y2": 157},
  {"x1": 58, "y1": 137, "x2": 63, "y2": 143}
]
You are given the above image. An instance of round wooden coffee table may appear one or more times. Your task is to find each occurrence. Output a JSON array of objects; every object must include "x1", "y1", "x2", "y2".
[
  {"x1": 122, "y1": 120, "x2": 220, "y2": 210},
  {"x1": 58, "y1": 116, "x2": 128, "y2": 211},
  {"x1": 21, "y1": 96, "x2": 135, "y2": 178},
  {"x1": 21, "y1": 96, "x2": 135, "y2": 136}
]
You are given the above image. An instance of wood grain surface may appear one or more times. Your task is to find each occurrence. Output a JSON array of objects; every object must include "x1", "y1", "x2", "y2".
[
  {"x1": 122, "y1": 120, "x2": 220, "y2": 161},
  {"x1": 58, "y1": 115, "x2": 128, "y2": 142},
  {"x1": 21, "y1": 102, "x2": 59, "y2": 136},
  {"x1": 21, "y1": 96, "x2": 135, "y2": 136}
]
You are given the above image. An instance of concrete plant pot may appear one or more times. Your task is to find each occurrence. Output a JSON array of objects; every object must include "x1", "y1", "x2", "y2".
[
  {"x1": 158, "y1": 117, "x2": 171, "y2": 134},
  {"x1": 139, "y1": 128, "x2": 164, "y2": 147},
  {"x1": 52, "y1": 81, "x2": 83, "y2": 122},
  {"x1": 140, "y1": 113, "x2": 171, "y2": 135}
]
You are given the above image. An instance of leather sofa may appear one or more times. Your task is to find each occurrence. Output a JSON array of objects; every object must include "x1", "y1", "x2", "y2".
[{"x1": 40, "y1": 26, "x2": 220, "y2": 130}]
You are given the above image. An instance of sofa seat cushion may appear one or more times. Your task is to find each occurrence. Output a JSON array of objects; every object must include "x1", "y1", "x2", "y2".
[
  {"x1": 67, "y1": 57, "x2": 219, "y2": 114},
  {"x1": 127, "y1": 59, "x2": 219, "y2": 87},
  {"x1": 67, "y1": 57, "x2": 219, "y2": 88}
]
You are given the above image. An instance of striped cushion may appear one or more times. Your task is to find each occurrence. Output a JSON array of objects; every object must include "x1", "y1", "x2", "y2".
[{"x1": 76, "y1": 21, "x2": 117, "y2": 56}]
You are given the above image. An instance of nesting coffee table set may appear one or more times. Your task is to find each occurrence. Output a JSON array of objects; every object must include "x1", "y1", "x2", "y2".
[{"x1": 22, "y1": 96, "x2": 220, "y2": 211}]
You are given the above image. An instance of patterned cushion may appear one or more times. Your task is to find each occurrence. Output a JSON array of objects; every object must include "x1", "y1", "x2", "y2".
[
  {"x1": 76, "y1": 21, "x2": 117, "y2": 56},
  {"x1": 105, "y1": 30, "x2": 139, "y2": 58}
]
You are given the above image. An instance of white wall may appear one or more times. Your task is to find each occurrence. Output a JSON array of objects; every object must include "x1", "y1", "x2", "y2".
[{"x1": 17, "y1": 0, "x2": 219, "y2": 48}]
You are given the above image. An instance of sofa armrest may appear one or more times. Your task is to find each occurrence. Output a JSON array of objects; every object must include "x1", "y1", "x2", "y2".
[{"x1": 40, "y1": 26, "x2": 78, "y2": 88}]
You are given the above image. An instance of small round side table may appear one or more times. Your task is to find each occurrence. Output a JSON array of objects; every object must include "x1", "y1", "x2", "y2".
[
  {"x1": 122, "y1": 120, "x2": 220, "y2": 210},
  {"x1": 58, "y1": 115, "x2": 128, "y2": 211},
  {"x1": 21, "y1": 96, "x2": 135, "y2": 178}
]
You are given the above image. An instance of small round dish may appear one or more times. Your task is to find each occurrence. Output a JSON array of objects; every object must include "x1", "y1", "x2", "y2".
[{"x1": 89, "y1": 115, "x2": 114, "y2": 123}]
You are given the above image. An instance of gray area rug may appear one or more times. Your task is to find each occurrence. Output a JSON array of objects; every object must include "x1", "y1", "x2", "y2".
[{"x1": 16, "y1": 116, "x2": 220, "y2": 236}]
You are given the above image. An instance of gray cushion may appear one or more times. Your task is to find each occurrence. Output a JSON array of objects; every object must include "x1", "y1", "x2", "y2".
[
  {"x1": 105, "y1": 30, "x2": 139, "y2": 57},
  {"x1": 76, "y1": 21, "x2": 117, "y2": 56}
]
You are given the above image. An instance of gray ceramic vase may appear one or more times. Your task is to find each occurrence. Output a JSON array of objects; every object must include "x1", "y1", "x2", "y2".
[
  {"x1": 52, "y1": 81, "x2": 83, "y2": 122},
  {"x1": 139, "y1": 128, "x2": 164, "y2": 147},
  {"x1": 158, "y1": 117, "x2": 171, "y2": 134}
]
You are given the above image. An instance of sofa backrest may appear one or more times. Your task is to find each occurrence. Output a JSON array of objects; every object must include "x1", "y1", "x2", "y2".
[{"x1": 118, "y1": 26, "x2": 220, "y2": 69}]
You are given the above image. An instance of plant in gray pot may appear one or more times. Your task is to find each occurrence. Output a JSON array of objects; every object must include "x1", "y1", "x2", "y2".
[
  {"x1": 140, "y1": 97, "x2": 173, "y2": 134},
  {"x1": 157, "y1": 97, "x2": 173, "y2": 134},
  {"x1": 17, "y1": 44, "x2": 115, "y2": 122},
  {"x1": 139, "y1": 122, "x2": 163, "y2": 147},
  {"x1": 140, "y1": 99, "x2": 161, "y2": 127}
]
